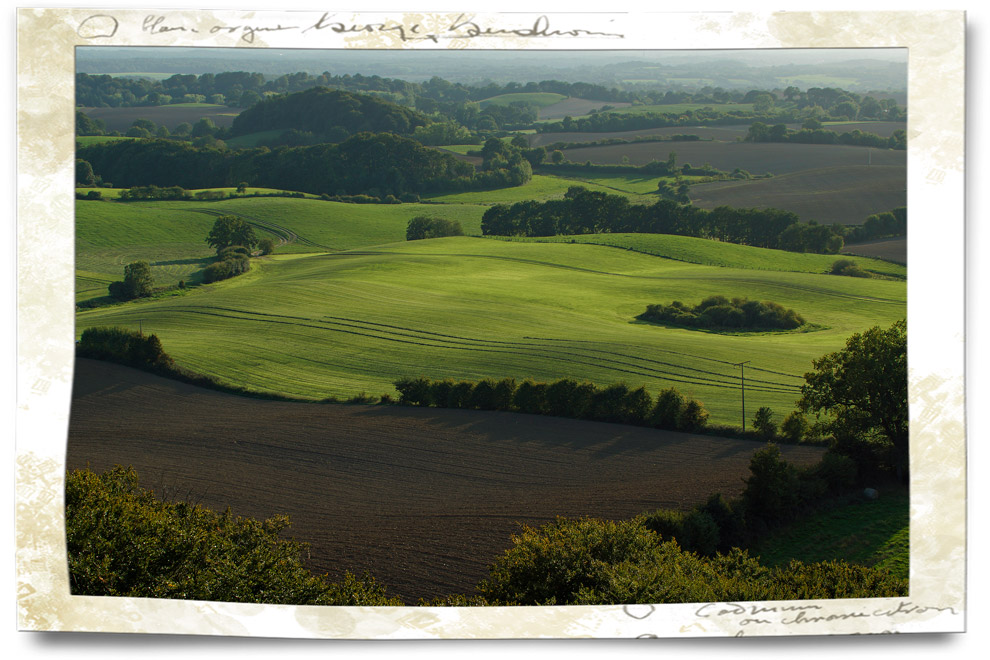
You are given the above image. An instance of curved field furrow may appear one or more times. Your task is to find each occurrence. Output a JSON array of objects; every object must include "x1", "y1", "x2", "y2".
[
  {"x1": 67, "y1": 359, "x2": 827, "y2": 601},
  {"x1": 150, "y1": 304, "x2": 803, "y2": 394}
]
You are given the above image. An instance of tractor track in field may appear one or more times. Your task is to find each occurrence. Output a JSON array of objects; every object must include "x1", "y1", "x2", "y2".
[
  {"x1": 137, "y1": 303, "x2": 804, "y2": 394},
  {"x1": 187, "y1": 207, "x2": 335, "y2": 250},
  {"x1": 67, "y1": 358, "x2": 826, "y2": 602}
]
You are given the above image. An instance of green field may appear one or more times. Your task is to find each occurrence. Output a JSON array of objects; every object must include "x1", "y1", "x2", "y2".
[
  {"x1": 748, "y1": 488, "x2": 909, "y2": 580},
  {"x1": 479, "y1": 92, "x2": 567, "y2": 108},
  {"x1": 76, "y1": 136, "x2": 139, "y2": 147},
  {"x1": 422, "y1": 174, "x2": 655, "y2": 204},
  {"x1": 75, "y1": 234, "x2": 905, "y2": 426},
  {"x1": 75, "y1": 196, "x2": 488, "y2": 301},
  {"x1": 501, "y1": 233, "x2": 906, "y2": 279}
]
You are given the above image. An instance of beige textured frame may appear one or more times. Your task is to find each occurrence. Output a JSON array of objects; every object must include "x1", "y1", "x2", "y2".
[{"x1": 15, "y1": 8, "x2": 965, "y2": 638}]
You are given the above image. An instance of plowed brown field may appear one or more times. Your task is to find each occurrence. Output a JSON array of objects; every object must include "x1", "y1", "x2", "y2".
[{"x1": 66, "y1": 358, "x2": 825, "y2": 602}]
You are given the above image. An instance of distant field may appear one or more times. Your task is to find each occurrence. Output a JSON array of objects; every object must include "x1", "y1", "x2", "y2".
[
  {"x1": 75, "y1": 236, "x2": 905, "y2": 426},
  {"x1": 530, "y1": 125, "x2": 750, "y2": 147},
  {"x1": 422, "y1": 174, "x2": 653, "y2": 204},
  {"x1": 610, "y1": 103, "x2": 756, "y2": 116},
  {"x1": 820, "y1": 121, "x2": 906, "y2": 138},
  {"x1": 689, "y1": 165, "x2": 906, "y2": 225},
  {"x1": 479, "y1": 92, "x2": 567, "y2": 108},
  {"x1": 76, "y1": 135, "x2": 139, "y2": 147},
  {"x1": 537, "y1": 97, "x2": 633, "y2": 120},
  {"x1": 78, "y1": 105, "x2": 241, "y2": 131},
  {"x1": 841, "y1": 237, "x2": 907, "y2": 265},
  {"x1": 499, "y1": 233, "x2": 906, "y2": 279},
  {"x1": 559, "y1": 140, "x2": 905, "y2": 174}
]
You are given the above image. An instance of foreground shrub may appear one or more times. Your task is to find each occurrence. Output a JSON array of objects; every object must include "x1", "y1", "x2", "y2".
[
  {"x1": 830, "y1": 259, "x2": 870, "y2": 278},
  {"x1": 66, "y1": 466, "x2": 403, "y2": 605},
  {"x1": 477, "y1": 517, "x2": 906, "y2": 605},
  {"x1": 742, "y1": 443, "x2": 801, "y2": 525}
]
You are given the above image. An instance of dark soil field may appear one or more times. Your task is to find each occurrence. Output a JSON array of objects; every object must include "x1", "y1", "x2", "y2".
[
  {"x1": 66, "y1": 358, "x2": 825, "y2": 603},
  {"x1": 79, "y1": 105, "x2": 241, "y2": 132},
  {"x1": 529, "y1": 125, "x2": 752, "y2": 147},
  {"x1": 559, "y1": 140, "x2": 905, "y2": 175},
  {"x1": 689, "y1": 165, "x2": 906, "y2": 225},
  {"x1": 538, "y1": 98, "x2": 632, "y2": 120},
  {"x1": 841, "y1": 237, "x2": 907, "y2": 265}
]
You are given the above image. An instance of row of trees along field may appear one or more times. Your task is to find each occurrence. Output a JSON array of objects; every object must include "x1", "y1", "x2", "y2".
[
  {"x1": 745, "y1": 119, "x2": 907, "y2": 150},
  {"x1": 482, "y1": 186, "x2": 851, "y2": 253},
  {"x1": 67, "y1": 321, "x2": 907, "y2": 605}
]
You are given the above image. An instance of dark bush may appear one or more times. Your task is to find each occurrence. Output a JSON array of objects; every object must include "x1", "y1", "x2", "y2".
[
  {"x1": 66, "y1": 466, "x2": 402, "y2": 605},
  {"x1": 639, "y1": 296, "x2": 805, "y2": 331},
  {"x1": 742, "y1": 443, "x2": 801, "y2": 524},
  {"x1": 830, "y1": 259, "x2": 870, "y2": 278},
  {"x1": 77, "y1": 327, "x2": 174, "y2": 371},
  {"x1": 393, "y1": 376, "x2": 433, "y2": 406},
  {"x1": 677, "y1": 399, "x2": 709, "y2": 431},
  {"x1": 651, "y1": 387, "x2": 686, "y2": 430}
]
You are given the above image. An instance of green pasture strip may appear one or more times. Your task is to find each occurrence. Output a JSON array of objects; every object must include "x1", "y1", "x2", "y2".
[
  {"x1": 422, "y1": 175, "x2": 649, "y2": 204},
  {"x1": 435, "y1": 144, "x2": 481, "y2": 155},
  {"x1": 499, "y1": 233, "x2": 906, "y2": 278},
  {"x1": 609, "y1": 103, "x2": 757, "y2": 116},
  {"x1": 76, "y1": 237, "x2": 905, "y2": 427},
  {"x1": 748, "y1": 488, "x2": 909, "y2": 581},
  {"x1": 76, "y1": 136, "x2": 139, "y2": 147},
  {"x1": 479, "y1": 92, "x2": 567, "y2": 108}
]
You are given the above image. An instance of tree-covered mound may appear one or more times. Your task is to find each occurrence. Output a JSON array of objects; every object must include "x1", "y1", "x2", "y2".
[
  {"x1": 639, "y1": 295, "x2": 805, "y2": 331},
  {"x1": 77, "y1": 133, "x2": 477, "y2": 196},
  {"x1": 230, "y1": 87, "x2": 431, "y2": 141}
]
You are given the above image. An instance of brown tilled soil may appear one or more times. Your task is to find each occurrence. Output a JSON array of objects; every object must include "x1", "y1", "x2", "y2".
[
  {"x1": 66, "y1": 358, "x2": 825, "y2": 603},
  {"x1": 841, "y1": 237, "x2": 907, "y2": 265},
  {"x1": 79, "y1": 106, "x2": 240, "y2": 132},
  {"x1": 690, "y1": 165, "x2": 906, "y2": 226}
]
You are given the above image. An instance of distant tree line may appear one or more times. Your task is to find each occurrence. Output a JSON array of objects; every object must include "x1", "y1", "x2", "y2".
[
  {"x1": 745, "y1": 121, "x2": 907, "y2": 150},
  {"x1": 77, "y1": 133, "x2": 533, "y2": 197},
  {"x1": 393, "y1": 376, "x2": 711, "y2": 433},
  {"x1": 639, "y1": 296, "x2": 805, "y2": 331},
  {"x1": 481, "y1": 187, "x2": 847, "y2": 253}
]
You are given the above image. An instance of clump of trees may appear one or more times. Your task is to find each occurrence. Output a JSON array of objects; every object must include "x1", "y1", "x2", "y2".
[
  {"x1": 799, "y1": 319, "x2": 908, "y2": 480},
  {"x1": 744, "y1": 121, "x2": 906, "y2": 150},
  {"x1": 107, "y1": 261, "x2": 154, "y2": 301},
  {"x1": 477, "y1": 509, "x2": 903, "y2": 605},
  {"x1": 393, "y1": 376, "x2": 709, "y2": 432},
  {"x1": 76, "y1": 326, "x2": 174, "y2": 371},
  {"x1": 203, "y1": 217, "x2": 259, "y2": 283},
  {"x1": 406, "y1": 216, "x2": 464, "y2": 240},
  {"x1": 66, "y1": 466, "x2": 403, "y2": 605},
  {"x1": 638, "y1": 295, "x2": 805, "y2": 331}
]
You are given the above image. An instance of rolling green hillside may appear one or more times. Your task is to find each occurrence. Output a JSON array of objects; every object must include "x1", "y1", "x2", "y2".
[
  {"x1": 75, "y1": 236, "x2": 905, "y2": 426},
  {"x1": 75, "y1": 197, "x2": 487, "y2": 301},
  {"x1": 501, "y1": 233, "x2": 906, "y2": 278}
]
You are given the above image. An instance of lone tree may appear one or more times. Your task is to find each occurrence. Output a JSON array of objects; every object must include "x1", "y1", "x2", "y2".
[
  {"x1": 206, "y1": 215, "x2": 257, "y2": 254},
  {"x1": 798, "y1": 319, "x2": 908, "y2": 478},
  {"x1": 108, "y1": 261, "x2": 154, "y2": 300}
]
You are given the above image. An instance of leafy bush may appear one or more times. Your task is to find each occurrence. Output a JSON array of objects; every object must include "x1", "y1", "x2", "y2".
[
  {"x1": 66, "y1": 466, "x2": 402, "y2": 605},
  {"x1": 477, "y1": 516, "x2": 905, "y2": 605},
  {"x1": 677, "y1": 399, "x2": 709, "y2": 432},
  {"x1": 780, "y1": 411, "x2": 809, "y2": 443},
  {"x1": 752, "y1": 406, "x2": 778, "y2": 440},
  {"x1": 742, "y1": 443, "x2": 801, "y2": 524},
  {"x1": 257, "y1": 237, "x2": 276, "y2": 255},
  {"x1": 830, "y1": 259, "x2": 870, "y2": 278},
  {"x1": 107, "y1": 261, "x2": 155, "y2": 300}
]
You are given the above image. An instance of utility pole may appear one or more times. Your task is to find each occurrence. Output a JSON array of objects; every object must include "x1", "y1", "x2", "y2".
[{"x1": 734, "y1": 361, "x2": 751, "y2": 431}]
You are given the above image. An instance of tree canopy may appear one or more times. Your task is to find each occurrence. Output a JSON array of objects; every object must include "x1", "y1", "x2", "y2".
[
  {"x1": 799, "y1": 319, "x2": 908, "y2": 477},
  {"x1": 206, "y1": 215, "x2": 257, "y2": 254}
]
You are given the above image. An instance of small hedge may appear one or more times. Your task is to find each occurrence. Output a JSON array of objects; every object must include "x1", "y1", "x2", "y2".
[
  {"x1": 639, "y1": 295, "x2": 805, "y2": 331},
  {"x1": 77, "y1": 326, "x2": 174, "y2": 371},
  {"x1": 394, "y1": 376, "x2": 709, "y2": 432}
]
